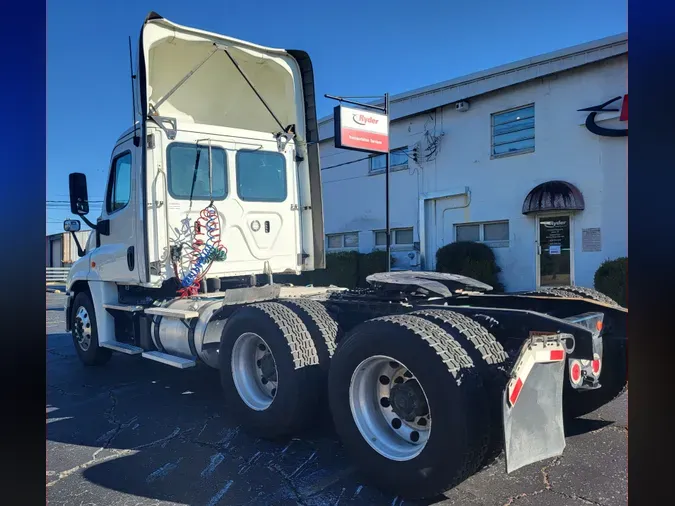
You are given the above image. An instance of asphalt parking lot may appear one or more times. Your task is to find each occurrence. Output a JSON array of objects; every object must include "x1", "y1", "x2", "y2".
[{"x1": 47, "y1": 291, "x2": 627, "y2": 506}]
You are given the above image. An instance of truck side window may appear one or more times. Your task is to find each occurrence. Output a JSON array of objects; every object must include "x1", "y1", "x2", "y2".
[
  {"x1": 167, "y1": 143, "x2": 227, "y2": 200},
  {"x1": 106, "y1": 152, "x2": 132, "y2": 214},
  {"x1": 236, "y1": 150, "x2": 287, "y2": 202}
]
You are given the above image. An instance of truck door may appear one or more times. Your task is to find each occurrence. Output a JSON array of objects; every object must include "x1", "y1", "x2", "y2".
[{"x1": 91, "y1": 136, "x2": 140, "y2": 283}]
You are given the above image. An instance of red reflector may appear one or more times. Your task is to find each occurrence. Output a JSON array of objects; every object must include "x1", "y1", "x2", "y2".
[
  {"x1": 571, "y1": 362, "x2": 581, "y2": 382},
  {"x1": 596, "y1": 320, "x2": 603, "y2": 331},
  {"x1": 509, "y1": 378, "x2": 523, "y2": 405},
  {"x1": 592, "y1": 359, "x2": 600, "y2": 374},
  {"x1": 620, "y1": 94, "x2": 628, "y2": 122},
  {"x1": 550, "y1": 349, "x2": 564, "y2": 361}
]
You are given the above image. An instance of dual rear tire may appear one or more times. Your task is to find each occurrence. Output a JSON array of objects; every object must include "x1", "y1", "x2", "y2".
[{"x1": 219, "y1": 304, "x2": 495, "y2": 499}]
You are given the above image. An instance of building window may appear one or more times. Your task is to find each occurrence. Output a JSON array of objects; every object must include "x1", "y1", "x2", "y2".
[
  {"x1": 455, "y1": 221, "x2": 509, "y2": 247},
  {"x1": 327, "y1": 232, "x2": 359, "y2": 250},
  {"x1": 106, "y1": 152, "x2": 132, "y2": 214},
  {"x1": 236, "y1": 150, "x2": 287, "y2": 202},
  {"x1": 374, "y1": 227, "x2": 414, "y2": 247},
  {"x1": 369, "y1": 147, "x2": 408, "y2": 173},
  {"x1": 491, "y1": 105, "x2": 534, "y2": 157},
  {"x1": 167, "y1": 143, "x2": 227, "y2": 201}
]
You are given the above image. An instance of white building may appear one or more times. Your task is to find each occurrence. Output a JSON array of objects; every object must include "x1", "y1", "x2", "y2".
[
  {"x1": 317, "y1": 34, "x2": 627, "y2": 292},
  {"x1": 46, "y1": 231, "x2": 92, "y2": 267}
]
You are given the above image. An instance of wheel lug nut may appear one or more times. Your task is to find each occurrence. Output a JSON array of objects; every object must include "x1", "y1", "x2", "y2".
[
  {"x1": 258, "y1": 344, "x2": 266, "y2": 351},
  {"x1": 379, "y1": 375, "x2": 390, "y2": 385},
  {"x1": 391, "y1": 418, "x2": 402, "y2": 429},
  {"x1": 410, "y1": 431, "x2": 420, "y2": 442},
  {"x1": 380, "y1": 397, "x2": 390, "y2": 408},
  {"x1": 261, "y1": 377, "x2": 268, "y2": 385}
]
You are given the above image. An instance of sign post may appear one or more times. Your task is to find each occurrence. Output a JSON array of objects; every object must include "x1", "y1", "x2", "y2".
[{"x1": 326, "y1": 93, "x2": 391, "y2": 270}]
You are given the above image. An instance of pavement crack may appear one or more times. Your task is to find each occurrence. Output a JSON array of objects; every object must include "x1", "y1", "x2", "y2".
[
  {"x1": 47, "y1": 349, "x2": 72, "y2": 359},
  {"x1": 541, "y1": 456, "x2": 561, "y2": 489},
  {"x1": 48, "y1": 426, "x2": 187, "y2": 489},
  {"x1": 549, "y1": 490, "x2": 607, "y2": 505},
  {"x1": 502, "y1": 489, "x2": 545, "y2": 506},
  {"x1": 266, "y1": 463, "x2": 309, "y2": 506},
  {"x1": 47, "y1": 384, "x2": 79, "y2": 397}
]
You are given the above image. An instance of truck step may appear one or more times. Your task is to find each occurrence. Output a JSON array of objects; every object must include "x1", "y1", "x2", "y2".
[
  {"x1": 141, "y1": 351, "x2": 197, "y2": 369},
  {"x1": 144, "y1": 307, "x2": 200, "y2": 320},
  {"x1": 100, "y1": 342, "x2": 144, "y2": 355},
  {"x1": 103, "y1": 303, "x2": 146, "y2": 313}
]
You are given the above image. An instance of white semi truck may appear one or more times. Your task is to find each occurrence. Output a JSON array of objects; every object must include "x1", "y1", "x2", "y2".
[{"x1": 61, "y1": 12, "x2": 627, "y2": 499}]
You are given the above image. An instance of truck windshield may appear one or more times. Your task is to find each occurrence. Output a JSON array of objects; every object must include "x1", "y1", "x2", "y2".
[{"x1": 167, "y1": 143, "x2": 228, "y2": 200}]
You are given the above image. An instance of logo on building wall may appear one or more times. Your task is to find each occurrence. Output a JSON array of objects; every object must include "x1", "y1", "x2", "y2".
[{"x1": 578, "y1": 95, "x2": 628, "y2": 137}]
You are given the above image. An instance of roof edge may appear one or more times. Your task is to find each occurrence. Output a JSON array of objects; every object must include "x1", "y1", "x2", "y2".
[{"x1": 318, "y1": 32, "x2": 627, "y2": 128}]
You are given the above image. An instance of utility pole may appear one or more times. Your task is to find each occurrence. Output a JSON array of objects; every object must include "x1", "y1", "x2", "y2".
[{"x1": 384, "y1": 93, "x2": 391, "y2": 272}]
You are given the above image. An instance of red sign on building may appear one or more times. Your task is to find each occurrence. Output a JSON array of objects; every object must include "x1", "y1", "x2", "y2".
[{"x1": 334, "y1": 105, "x2": 390, "y2": 154}]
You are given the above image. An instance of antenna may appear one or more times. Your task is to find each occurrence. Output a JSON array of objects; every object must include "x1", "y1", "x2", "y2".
[{"x1": 128, "y1": 35, "x2": 139, "y2": 147}]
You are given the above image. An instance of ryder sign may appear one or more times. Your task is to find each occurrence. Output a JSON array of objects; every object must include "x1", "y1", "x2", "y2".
[{"x1": 334, "y1": 105, "x2": 389, "y2": 153}]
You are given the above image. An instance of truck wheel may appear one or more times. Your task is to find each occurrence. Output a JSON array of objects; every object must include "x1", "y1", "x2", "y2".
[
  {"x1": 564, "y1": 338, "x2": 627, "y2": 419},
  {"x1": 523, "y1": 288, "x2": 585, "y2": 299},
  {"x1": 280, "y1": 298, "x2": 340, "y2": 371},
  {"x1": 551, "y1": 286, "x2": 622, "y2": 308},
  {"x1": 219, "y1": 302, "x2": 323, "y2": 439},
  {"x1": 411, "y1": 309, "x2": 509, "y2": 463},
  {"x1": 71, "y1": 292, "x2": 112, "y2": 366},
  {"x1": 328, "y1": 314, "x2": 489, "y2": 499}
]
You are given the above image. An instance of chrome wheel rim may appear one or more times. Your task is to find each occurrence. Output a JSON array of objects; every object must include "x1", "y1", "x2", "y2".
[
  {"x1": 349, "y1": 355, "x2": 431, "y2": 461},
  {"x1": 73, "y1": 306, "x2": 92, "y2": 352},
  {"x1": 231, "y1": 332, "x2": 278, "y2": 411}
]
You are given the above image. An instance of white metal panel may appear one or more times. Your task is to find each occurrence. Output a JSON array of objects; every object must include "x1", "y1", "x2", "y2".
[{"x1": 50, "y1": 238, "x2": 62, "y2": 268}]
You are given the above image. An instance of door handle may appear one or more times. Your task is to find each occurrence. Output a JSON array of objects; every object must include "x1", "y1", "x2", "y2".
[{"x1": 127, "y1": 246, "x2": 135, "y2": 271}]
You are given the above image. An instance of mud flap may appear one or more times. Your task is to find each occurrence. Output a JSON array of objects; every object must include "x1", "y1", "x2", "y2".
[{"x1": 503, "y1": 335, "x2": 569, "y2": 473}]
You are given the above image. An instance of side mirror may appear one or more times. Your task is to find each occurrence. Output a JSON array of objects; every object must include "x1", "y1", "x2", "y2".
[
  {"x1": 69, "y1": 173, "x2": 90, "y2": 215},
  {"x1": 63, "y1": 219, "x2": 81, "y2": 232}
]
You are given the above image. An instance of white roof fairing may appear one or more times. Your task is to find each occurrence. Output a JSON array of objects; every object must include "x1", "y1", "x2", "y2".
[{"x1": 138, "y1": 14, "x2": 306, "y2": 137}]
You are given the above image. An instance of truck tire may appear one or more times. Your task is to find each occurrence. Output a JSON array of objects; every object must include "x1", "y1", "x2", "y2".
[
  {"x1": 71, "y1": 291, "x2": 112, "y2": 366},
  {"x1": 523, "y1": 286, "x2": 621, "y2": 307},
  {"x1": 219, "y1": 302, "x2": 323, "y2": 439},
  {"x1": 328, "y1": 314, "x2": 489, "y2": 499},
  {"x1": 523, "y1": 288, "x2": 585, "y2": 299},
  {"x1": 280, "y1": 298, "x2": 340, "y2": 371},
  {"x1": 411, "y1": 309, "x2": 509, "y2": 463},
  {"x1": 564, "y1": 338, "x2": 627, "y2": 419},
  {"x1": 550, "y1": 286, "x2": 622, "y2": 308}
]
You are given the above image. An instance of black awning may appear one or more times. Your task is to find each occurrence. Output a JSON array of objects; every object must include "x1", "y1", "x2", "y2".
[{"x1": 522, "y1": 180, "x2": 585, "y2": 215}]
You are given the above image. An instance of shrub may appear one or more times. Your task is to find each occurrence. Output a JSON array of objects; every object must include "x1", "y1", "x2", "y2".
[
  {"x1": 594, "y1": 257, "x2": 627, "y2": 307},
  {"x1": 435, "y1": 241, "x2": 504, "y2": 291},
  {"x1": 357, "y1": 250, "x2": 389, "y2": 287},
  {"x1": 276, "y1": 250, "x2": 393, "y2": 290}
]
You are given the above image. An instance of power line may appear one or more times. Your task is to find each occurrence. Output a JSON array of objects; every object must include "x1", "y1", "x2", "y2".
[
  {"x1": 321, "y1": 156, "x2": 371, "y2": 171},
  {"x1": 47, "y1": 200, "x2": 103, "y2": 203}
]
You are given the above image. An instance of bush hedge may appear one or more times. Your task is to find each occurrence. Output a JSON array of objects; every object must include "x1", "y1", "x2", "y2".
[
  {"x1": 593, "y1": 257, "x2": 627, "y2": 307},
  {"x1": 275, "y1": 250, "x2": 390, "y2": 290},
  {"x1": 435, "y1": 241, "x2": 504, "y2": 291}
]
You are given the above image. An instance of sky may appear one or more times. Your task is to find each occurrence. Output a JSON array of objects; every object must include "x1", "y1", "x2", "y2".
[{"x1": 46, "y1": 0, "x2": 627, "y2": 235}]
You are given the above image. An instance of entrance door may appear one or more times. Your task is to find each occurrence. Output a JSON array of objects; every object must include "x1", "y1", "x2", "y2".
[{"x1": 537, "y1": 215, "x2": 573, "y2": 287}]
